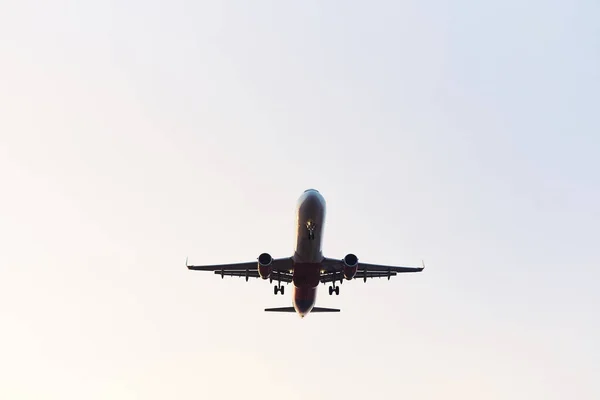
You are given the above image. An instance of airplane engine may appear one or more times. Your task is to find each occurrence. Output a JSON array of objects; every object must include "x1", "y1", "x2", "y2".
[
  {"x1": 258, "y1": 252, "x2": 273, "y2": 279},
  {"x1": 342, "y1": 253, "x2": 359, "y2": 280}
]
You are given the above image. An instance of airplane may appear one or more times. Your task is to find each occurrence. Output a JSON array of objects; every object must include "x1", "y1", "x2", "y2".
[{"x1": 186, "y1": 189, "x2": 424, "y2": 318}]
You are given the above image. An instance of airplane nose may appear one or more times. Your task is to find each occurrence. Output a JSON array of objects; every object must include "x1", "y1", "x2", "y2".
[
  {"x1": 305, "y1": 191, "x2": 325, "y2": 207},
  {"x1": 297, "y1": 189, "x2": 326, "y2": 213}
]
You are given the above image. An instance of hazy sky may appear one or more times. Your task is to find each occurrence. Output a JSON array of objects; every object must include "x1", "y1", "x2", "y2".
[{"x1": 1, "y1": 1, "x2": 599, "y2": 399}]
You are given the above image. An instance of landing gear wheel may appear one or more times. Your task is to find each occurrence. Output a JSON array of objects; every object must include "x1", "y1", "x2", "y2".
[
  {"x1": 329, "y1": 286, "x2": 333, "y2": 295},
  {"x1": 335, "y1": 286, "x2": 340, "y2": 295},
  {"x1": 280, "y1": 286, "x2": 285, "y2": 295},
  {"x1": 274, "y1": 286, "x2": 279, "y2": 295}
]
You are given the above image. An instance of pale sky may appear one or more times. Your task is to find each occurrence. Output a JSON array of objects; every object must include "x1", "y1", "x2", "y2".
[{"x1": 1, "y1": 1, "x2": 599, "y2": 399}]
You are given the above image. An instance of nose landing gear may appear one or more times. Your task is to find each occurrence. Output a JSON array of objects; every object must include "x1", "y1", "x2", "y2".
[
  {"x1": 274, "y1": 285, "x2": 285, "y2": 295},
  {"x1": 306, "y1": 221, "x2": 316, "y2": 240}
]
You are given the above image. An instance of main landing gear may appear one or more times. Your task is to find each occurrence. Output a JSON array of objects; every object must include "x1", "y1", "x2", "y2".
[
  {"x1": 272, "y1": 270, "x2": 284, "y2": 295},
  {"x1": 329, "y1": 278, "x2": 340, "y2": 295}
]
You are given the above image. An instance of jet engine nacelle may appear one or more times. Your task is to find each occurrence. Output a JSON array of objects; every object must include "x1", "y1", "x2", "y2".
[
  {"x1": 258, "y1": 253, "x2": 273, "y2": 279},
  {"x1": 342, "y1": 253, "x2": 359, "y2": 280}
]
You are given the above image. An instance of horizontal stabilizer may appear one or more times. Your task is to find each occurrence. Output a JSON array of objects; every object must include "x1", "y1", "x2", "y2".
[
  {"x1": 264, "y1": 307, "x2": 296, "y2": 313},
  {"x1": 311, "y1": 307, "x2": 340, "y2": 313},
  {"x1": 264, "y1": 307, "x2": 340, "y2": 313}
]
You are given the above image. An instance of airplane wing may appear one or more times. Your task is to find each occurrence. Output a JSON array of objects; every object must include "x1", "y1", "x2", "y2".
[
  {"x1": 214, "y1": 270, "x2": 293, "y2": 283},
  {"x1": 320, "y1": 270, "x2": 397, "y2": 283},
  {"x1": 186, "y1": 257, "x2": 294, "y2": 282},
  {"x1": 321, "y1": 257, "x2": 424, "y2": 281}
]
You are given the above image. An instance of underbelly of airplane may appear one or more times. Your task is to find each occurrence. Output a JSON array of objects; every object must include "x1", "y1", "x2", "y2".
[{"x1": 292, "y1": 263, "x2": 321, "y2": 315}]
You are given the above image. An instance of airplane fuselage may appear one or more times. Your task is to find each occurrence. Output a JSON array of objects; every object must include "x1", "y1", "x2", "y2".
[{"x1": 291, "y1": 189, "x2": 326, "y2": 317}]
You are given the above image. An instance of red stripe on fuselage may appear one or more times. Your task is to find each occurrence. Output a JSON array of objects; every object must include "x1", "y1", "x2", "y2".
[
  {"x1": 292, "y1": 263, "x2": 321, "y2": 288},
  {"x1": 292, "y1": 262, "x2": 321, "y2": 315}
]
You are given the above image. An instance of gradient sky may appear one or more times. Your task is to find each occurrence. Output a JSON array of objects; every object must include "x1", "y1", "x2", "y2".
[{"x1": 1, "y1": 1, "x2": 599, "y2": 399}]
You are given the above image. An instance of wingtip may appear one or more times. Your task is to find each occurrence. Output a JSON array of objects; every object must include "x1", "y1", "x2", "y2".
[{"x1": 421, "y1": 259, "x2": 426, "y2": 270}]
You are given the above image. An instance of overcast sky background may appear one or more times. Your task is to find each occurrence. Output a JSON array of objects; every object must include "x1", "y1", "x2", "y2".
[{"x1": 1, "y1": 1, "x2": 599, "y2": 399}]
